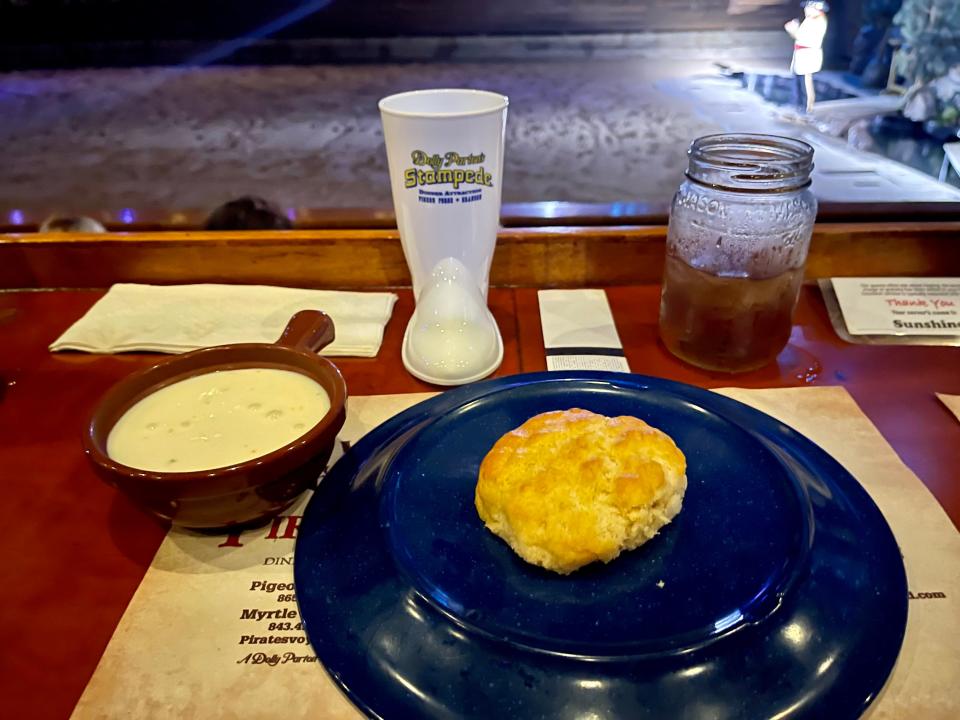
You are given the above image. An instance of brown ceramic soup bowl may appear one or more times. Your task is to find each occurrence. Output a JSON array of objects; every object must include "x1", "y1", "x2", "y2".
[{"x1": 83, "y1": 310, "x2": 347, "y2": 529}]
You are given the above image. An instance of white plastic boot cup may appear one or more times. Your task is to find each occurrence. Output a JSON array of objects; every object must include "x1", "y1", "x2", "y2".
[
  {"x1": 379, "y1": 88, "x2": 508, "y2": 385},
  {"x1": 402, "y1": 257, "x2": 503, "y2": 385}
]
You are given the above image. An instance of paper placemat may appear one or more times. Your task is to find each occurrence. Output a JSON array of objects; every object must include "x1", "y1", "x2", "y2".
[
  {"x1": 72, "y1": 387, "x2": 959, "y2": 719},
  {"x1": 937, "y1": 393, "x2": 960, "y2": 424}
]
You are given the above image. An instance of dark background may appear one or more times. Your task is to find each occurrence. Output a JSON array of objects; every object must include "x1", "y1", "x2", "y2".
[
  {"x1": 0, "y1": 0, "x2": 862, "y2": 69},
  {"x1": 1, "y1": 0, "x2": 804, "y2": 38}
]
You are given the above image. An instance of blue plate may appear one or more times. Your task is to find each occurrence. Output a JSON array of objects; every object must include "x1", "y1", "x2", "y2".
[{"x1": 294, "y1": 372, "x2": 907, "y2": 719}]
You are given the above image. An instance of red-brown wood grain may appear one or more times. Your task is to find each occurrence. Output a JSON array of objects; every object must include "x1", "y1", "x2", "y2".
[{"x1": 0, "y1": 285, "x2": 957, "y2": 719}]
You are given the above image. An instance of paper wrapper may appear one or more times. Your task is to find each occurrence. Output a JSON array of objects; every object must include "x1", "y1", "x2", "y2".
[{"x1": 72, "y1": 387, "x2": 960, "y2": 719}]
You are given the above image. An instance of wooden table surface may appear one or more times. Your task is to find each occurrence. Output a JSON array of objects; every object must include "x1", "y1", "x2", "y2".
[{"x1": 1, "y1": 285, "x2": 958, "y2": 719}]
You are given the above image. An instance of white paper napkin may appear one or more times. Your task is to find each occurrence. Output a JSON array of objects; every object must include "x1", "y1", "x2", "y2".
[{"x1": 50, "y1": 284, "x2": 398, "y2": 357}]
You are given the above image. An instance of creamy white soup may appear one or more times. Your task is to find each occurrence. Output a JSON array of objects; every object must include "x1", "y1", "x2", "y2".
[{"x1": 107, "y1": 368, "x2": 330, "y2": 472}]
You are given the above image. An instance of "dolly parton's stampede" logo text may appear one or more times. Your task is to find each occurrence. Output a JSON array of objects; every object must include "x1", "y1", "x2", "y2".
[{"x1": 404, "y1": 150, "x2": 493, "y2": 190}]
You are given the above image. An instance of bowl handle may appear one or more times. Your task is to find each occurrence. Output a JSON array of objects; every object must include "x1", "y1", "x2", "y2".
[{"x1": 276, "y1": 310, "x2": 336, "y2": 353}]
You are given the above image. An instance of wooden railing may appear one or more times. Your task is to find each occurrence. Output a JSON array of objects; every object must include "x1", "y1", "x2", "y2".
[{"x1": 2, "y1": 222, "x2": 958, "y2": 290}]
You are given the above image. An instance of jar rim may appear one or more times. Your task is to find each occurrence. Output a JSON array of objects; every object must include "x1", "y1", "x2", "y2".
[{"x1": 687, "y1": 133, "x2": 814, "y2": 193}]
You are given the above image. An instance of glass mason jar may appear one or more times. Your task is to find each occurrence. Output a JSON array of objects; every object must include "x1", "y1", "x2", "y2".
[{"x1": 658, "y1": 134, "x2": 817, "y2": 372}]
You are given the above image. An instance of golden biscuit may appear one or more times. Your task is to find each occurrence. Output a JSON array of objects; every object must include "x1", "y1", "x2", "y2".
[{"x1": 475, "y1": 408, "x2": 687, "y2": 574}]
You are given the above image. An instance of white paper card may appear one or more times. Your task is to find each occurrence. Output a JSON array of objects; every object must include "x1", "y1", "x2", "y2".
[{"x1": 831, "y1": 278, "x2": 960, "y2": 336}]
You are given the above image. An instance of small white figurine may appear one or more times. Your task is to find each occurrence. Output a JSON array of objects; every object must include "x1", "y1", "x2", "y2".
[{"x1": 785, "y1": 1, "x2": 829, "y2": 113}]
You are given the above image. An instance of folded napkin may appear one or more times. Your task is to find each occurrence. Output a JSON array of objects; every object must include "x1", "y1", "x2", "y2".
[{"x1": 50, "y1": 284, "x2": 398, "y2": 358}]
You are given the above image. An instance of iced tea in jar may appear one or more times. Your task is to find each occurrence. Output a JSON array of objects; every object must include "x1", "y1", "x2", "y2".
[{"x1": 659, "y1": 134, "x2": 816, "y2": 372}]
